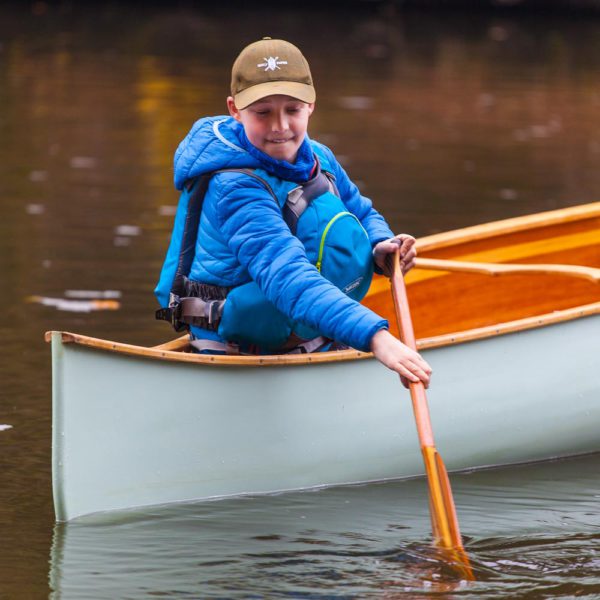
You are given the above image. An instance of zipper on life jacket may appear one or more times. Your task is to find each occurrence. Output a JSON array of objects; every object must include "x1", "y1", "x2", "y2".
[{"x1": 315, "y1": 211, "x2": 369, "y2": 272}]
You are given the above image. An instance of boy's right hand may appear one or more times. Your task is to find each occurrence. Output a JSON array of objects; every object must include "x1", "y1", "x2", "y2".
[{"x1": 370, "y1": 329, "x2": 432, "y2": 389}]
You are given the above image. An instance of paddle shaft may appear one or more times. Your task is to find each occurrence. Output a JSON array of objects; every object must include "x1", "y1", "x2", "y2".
[
  {"x1": 390, "y1": 261, "x2": 435, "y2": 448},
  {"x1": 390, "y1": 249, "x2": 471, "y2": 571}
]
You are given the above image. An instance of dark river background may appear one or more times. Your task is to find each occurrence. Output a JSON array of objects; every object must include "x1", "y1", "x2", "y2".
[{"x1": 1, "y1": 2, "x2": 599, "y2": 598}]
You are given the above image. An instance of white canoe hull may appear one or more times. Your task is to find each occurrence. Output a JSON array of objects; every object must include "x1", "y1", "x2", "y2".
[{"x1": 51, "y1": 312, "x2": 600, "y2": 522}]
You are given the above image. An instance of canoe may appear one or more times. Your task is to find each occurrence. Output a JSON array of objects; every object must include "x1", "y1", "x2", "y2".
[{"x1": 46, "y1": 202, "x2": 600, "y2": 522}]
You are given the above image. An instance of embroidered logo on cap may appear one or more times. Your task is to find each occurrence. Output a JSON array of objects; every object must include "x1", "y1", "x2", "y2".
[{"x1": 257, "y1": 56, "x2": 288, "y2": 72}]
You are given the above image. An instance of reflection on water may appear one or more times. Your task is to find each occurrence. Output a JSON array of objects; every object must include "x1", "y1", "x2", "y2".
[
  {"x1": 49, "y1": 455, "x2": 600, "y2": 599},
  {"x1": 0, "y1": 2, "x2": 599, "y2": 598}
]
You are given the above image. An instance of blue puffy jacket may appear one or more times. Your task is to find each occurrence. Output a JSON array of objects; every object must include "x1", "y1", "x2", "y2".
[{"x1": 156, "y1": 116, "x2": 394, "y2": 352}]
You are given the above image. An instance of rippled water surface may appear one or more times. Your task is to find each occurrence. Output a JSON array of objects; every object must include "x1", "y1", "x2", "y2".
[
  {"x1": 49, "y1": 456, "x2": 600, "y2": 599},
  {"x1": 0, "y1": 2, "x2": 599, "y2": 598}
]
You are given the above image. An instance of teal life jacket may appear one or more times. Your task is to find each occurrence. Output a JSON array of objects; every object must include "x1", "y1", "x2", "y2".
[{"x1": 156, "y1": 149, "x2": 374, "y2": 351}]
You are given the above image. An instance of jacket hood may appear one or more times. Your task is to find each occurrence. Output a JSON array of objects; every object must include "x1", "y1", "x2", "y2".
[{"x1": 173, "y1": 116, "x2": 315, "y2": 190}]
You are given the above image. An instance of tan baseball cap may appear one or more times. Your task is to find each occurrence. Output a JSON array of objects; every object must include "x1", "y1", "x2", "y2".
[{"x1": 231, "y1": 38, "x2": 316, "y2": 110}]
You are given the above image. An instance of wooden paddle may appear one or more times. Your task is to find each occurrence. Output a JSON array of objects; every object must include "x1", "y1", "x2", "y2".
[
  {"x1": 415, "y1": 257, "x2": 600, "y2": 283},
  {"x1": 390, "y1": 249, "x2": 474, "y2": 579}
]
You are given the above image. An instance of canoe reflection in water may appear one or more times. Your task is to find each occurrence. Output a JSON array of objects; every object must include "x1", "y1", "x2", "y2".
[{"x1": 48, "y1": 455, "x2": 600, "y2": 598}]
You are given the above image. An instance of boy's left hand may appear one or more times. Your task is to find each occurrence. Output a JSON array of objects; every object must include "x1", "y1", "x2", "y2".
[{"x1": 373, "y1": 234, "x2": 416, "y2": 277}]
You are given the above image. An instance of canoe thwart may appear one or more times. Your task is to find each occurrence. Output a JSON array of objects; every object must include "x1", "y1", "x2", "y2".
[{"x1": 415, "y1": 257, "x2": 600, "y2": 283}]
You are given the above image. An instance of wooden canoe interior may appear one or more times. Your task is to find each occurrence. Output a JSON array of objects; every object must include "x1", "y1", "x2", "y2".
[
  {"x1": 47, "y1": 203, "x2": 599, "y2": 364},
  {"x1": 363, "y1": 212, "x2": 600, "y2": 339}
]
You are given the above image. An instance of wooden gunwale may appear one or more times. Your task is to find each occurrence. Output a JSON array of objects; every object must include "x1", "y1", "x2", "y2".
[
  {"x1": 415, "y1": 201, "x2": 600, "y2": 253},
  {"x1": 44, "y1": 300, "x2": 600, "y2": 366},
  {"x1": 44, "y1": 202, "x2": 600, "y2": 366}
]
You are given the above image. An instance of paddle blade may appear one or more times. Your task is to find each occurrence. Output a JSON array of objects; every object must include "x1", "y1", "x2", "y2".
[{"x1": 423, "y1": 446, "x2": 474, "y2": 579}]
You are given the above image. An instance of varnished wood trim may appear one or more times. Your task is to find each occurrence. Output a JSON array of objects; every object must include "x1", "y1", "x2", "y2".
[
  {"x1": 415, "y1": 257, "x2": 600, "y2": 283},
  {"x1": 43, "y1": 203, "x2": 600, "y2": 367},
  {"x1": 45, "y1": 331, "x2": 76, "y2": 343},
  {"x1": 44, "y1": 300, "x2": 600, "y2": 366},
  {"x1": 45, "y1": 330, "x2": 370, "y2": 366},
  {"x1": 152, "y1": 336, "x2": 190, "y2": 351},
  {"x1": 416, "y1": 202, "x2": 600, "y2": 253}
]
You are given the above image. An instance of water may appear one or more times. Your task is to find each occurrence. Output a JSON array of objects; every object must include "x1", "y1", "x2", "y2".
[
  {"x1": 49, "y1": 457, "x2": 600, "y2": 598},
  {"x1": 0, "y1": 2, "x2": 599, "y2": 598}
]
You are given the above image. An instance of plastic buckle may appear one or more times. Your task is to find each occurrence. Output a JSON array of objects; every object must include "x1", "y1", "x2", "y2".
[
  {"x1": 155, "y1": 307, "x2": 171, "y2": 322},
  {"x1": 205, "y1": 300, "x2": 220, "y2": 325}
]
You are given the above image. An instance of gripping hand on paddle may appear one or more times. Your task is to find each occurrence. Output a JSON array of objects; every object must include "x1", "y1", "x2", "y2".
[
  {"x1": 373, "y1": 234, "x2": 416, "y2": 277},
  {"x1": 370, "y1": 329, "x2": 432, "y2": 389}
]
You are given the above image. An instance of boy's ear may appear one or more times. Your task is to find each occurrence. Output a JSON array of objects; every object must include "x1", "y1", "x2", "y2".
[{"x1": 227, "y1": 96, "x2": 242, "y2": 122}]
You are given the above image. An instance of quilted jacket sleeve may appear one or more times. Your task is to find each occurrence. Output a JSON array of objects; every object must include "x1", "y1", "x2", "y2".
[{"x1": 214, "y1": 172, "x2": 389, "y2": 352}]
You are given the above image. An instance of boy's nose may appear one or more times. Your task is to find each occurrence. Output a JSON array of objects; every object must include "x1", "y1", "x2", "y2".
[{"x1": 272, "y1": 111, "x2": 288, "y2": 132}]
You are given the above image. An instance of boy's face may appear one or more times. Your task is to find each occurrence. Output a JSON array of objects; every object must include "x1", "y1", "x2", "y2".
[{"x1": 228, "y1": 94, "x2": 314, "y2": 163}]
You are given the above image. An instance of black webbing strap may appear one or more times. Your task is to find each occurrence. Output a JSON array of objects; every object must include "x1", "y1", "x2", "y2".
[
  {"x1": 282, "y1": 160, "x2": 339, "y2": 235},
  {"x1": 155, "y1": 296, "x2": 224, "y2": 330},
  {"x1": 157, "y1": 163, "x2": 336, "y2": 332}
]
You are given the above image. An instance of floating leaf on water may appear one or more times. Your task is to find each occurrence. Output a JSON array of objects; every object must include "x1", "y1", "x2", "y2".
[
  {"x1": 158, "y1": 205, "x2": 177, "y2": 216},
  {"x1": 513, "y1": 129, "x2": 529, "y2": 142},
  {"x1": 530, "y1": 125, "x2": 550, "y2": 139},
  {"x1": 488, "y1": 26, "x2": 509, "y2": 42},
  {"x1": 114, "y1": 225, "x2": 141, "y2": 236},
  {"x1": 477, "y1": 93, "x2": 495, "y2": 109},
  {"x1": 64, "y1": 290, "x2": 122, "y2": 299},
  {"x1": 500, "y1": 189, "x2": 518, "y2": 201},
  {"x1": 70, "y1": 156, "x2": 97, "y2": 169},
  {"x1": 113, "y1": 236, "x2": 132, "y2": 247},
  {"x1": 338, "y1": 96, "x2": 373, "y2": 110},
  {"x1": 26, "y1": 295, "x2": 120, "y2": 312},
  {"x1": 26, "y1": 203, "x2": 45, "y2": 215},
  {"x1": 29, "y1": 170, "x2": 47, "y2": 182}
]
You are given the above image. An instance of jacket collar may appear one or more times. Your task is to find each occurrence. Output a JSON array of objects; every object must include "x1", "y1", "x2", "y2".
[{"x1": 237, "y1": 126, "x2": 315, "y2": 183}]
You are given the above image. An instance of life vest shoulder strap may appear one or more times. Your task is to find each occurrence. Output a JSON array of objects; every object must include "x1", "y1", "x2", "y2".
[
  {"x1": 157, "y1": 167, "x2": 277, "y2": 331},
  {"x1": 282, "y1": 157, "x2": 340, "y2": 235},
  {"x1": 157, "y1": 161, "x2": 340, "y2": 332}
]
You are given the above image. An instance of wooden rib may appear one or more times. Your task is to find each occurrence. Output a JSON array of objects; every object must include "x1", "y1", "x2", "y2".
[
  {"x1": 416, "y1": 202, "x2": 600, "y2": 253},
  {"x1": 415, "y1": 257, "x2": 600, "y2": 283},
  {"x1": 43, "y1": 301, "x2": 600, "y2": 367}
]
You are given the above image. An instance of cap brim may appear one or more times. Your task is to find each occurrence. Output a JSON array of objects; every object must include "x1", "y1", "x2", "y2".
[{"x1": 234, "y1": 81, "x2": 316, "y2": 110}]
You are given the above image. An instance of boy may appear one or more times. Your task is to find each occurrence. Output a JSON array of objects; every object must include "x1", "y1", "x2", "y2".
[{"x1": 156, "y1": 38, "x2": 431, "y2": 388}]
